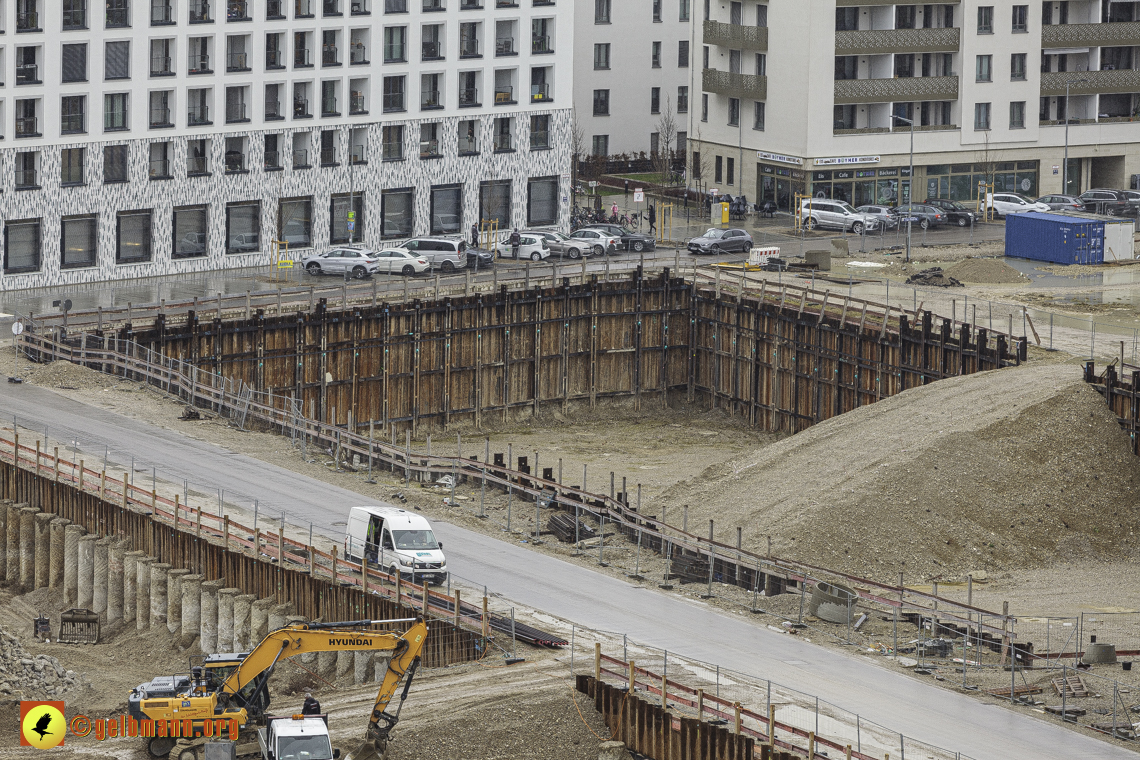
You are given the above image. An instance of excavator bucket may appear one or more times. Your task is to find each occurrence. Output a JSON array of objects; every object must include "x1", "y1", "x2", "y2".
[
  {"x1": 343, "y1": 738, "x2": 387, "y2": 760},
  {"x1": 58, "y1": 609, "x2": 100, "y2": 644}
]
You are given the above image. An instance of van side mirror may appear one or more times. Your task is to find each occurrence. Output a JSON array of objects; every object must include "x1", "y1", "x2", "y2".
[
  {"x1": 438, "y1": 542, "x2": 443, "y2": 549},
  {"x1": 333, "y1": 750, "x2": 341, "y2": 759}
]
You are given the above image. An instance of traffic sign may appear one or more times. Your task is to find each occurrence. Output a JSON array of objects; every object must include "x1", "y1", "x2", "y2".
[
  {"x1": 347, "y1": 211, "x2": 356, "y2": 221},
  {"x1": 633, "y1": 191, "x2": 645, "y2": 203},
  {"x1": 11, "y1": 322, "x2": 23, "y2": 336}
]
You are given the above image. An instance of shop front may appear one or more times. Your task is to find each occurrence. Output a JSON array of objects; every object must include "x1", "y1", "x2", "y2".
[
  {"x1": 811, "y1": 166, "x2": 913, "y2": 207},
  {"x1": 757, "y1": 161, "x2": 806, "y2": 211},
  {"x1": 925, "y1": 161, "x2": 1039, "y2": 202}
]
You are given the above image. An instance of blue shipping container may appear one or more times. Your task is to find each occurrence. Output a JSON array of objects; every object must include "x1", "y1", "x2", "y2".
[{"x1": 1004, "y1": 212, "x2": 1104, "y2": 265}]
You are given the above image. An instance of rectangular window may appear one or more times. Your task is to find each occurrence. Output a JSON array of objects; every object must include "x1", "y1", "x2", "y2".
[
  {"x1": 591, "y1": 135, "x2": 608, "y2": 156},
  {"x1": 651, "y1": 41, "x2": 661, "y2": 68},
  {"x1": 679, "y1": 0, "x2": 688, "y2": 21},
  {"x1": 701, "y1": 93, "x2": 708, "y2": 121},
  {"x1": 1009, "y1": 100, "x2": 1025, "y2": 128},
  {"x1": 15, "y1": 151, "x2": 40, "y2": 189},
  {"x1": 593, "y1": 43, "x2": 609, "y2": 70},
  {"x1": 382, "y1": 124, "x2": 403, "y2": 159},
  {"x1": 61, "y1": 147, "x2": 85, "y2": 185},
  {"x1": 677, "y1": 86, "x2": 688, "y2": 113},
  {"x1": 149, "y1": 141, "x2": 170, "y2": 177},
  {"x1": 1011, "y1": 53, "x2": 1026, "y2": 81},
  {"x1": 650, "y1": 132, "x2": 659, "y2": 155},
  {"x1": 652, "y1": 0, "x2": 660, "y2": 22},
  {"x1": 650, "y1": 87, "x2": 660, "y2": 114},
  {"x1": 383, "y1": 75, "x2": 406, "y2": 111},
  {"x1": 226, "y1": 202, "x2": 260, "y2": 253},
  {"x1": 677, "y1": 131, "x2": 686, "y2": 155},
  {"x1": 62, "y1": 43, "x2": 88, "y2": 82},
  {"x1": 116, "y1": 211, "x2": 153, "y2": 263},
  {"x1": 1012, "y1": 4, "x2": 1028, "y2": 31},
  {"x1": 106, "y1": 0, "x2": 130, "y2": 27},
  {"x1": 279, "y1": 197, "x2": 313, "y2": 248},
  {"x1": 714, "y1": 155, "x2": 722, "y2": 183},
  {"x1": 330, "y1": 193, "x2": 364, "y2": 243},
  {"x1": 895, "y1": 4, "x2": 916, "y2": 28},
  {"x1": 63, "y1": 0, "x2": 88, "y2": 28},
  {"x1": 430, "y1": 184, "x2": 462, "y2": 235},
  {"x1": 188, "y1": 138, "x2": 208, "y2": 174},
  {"x1": 678, "y1": 40, "x2": 689, "y2": 68},
  {"x1": 61, "y1": 215, "x2": 97, "y2": 269},
  {"x1": 61, "y1": 95, "x2": 86, "y2": 134},
  {"x1": 381, "y1": 188, "x2": 413, "y2": 238},
  {"x1": 593, "y1": 89, "x2": 609, "y2": 116},
  {"x1": 104, "y1": 145, "x2": 128, "y2": 182},
  {"x1": 836, "y1": 7, "x2": 858, "y2": 31},
  {"x1": 265, "y1": 134, "x2": 281, "y2": 169},
  {"x1": 756, "y1": 4, "x2": 766, "y2": 26},
  {"x1": 755, "y1": 53, "x2": 766, "y2": 75},
  {"x1": 530, "y1": 114, "x2": 550, "y2": 149},
  {"x1": 384, "y1": 25, "x2": 406, "y2": 61},
  {"x1": 172, "y1": 205, "x2": 208, "y2": 258},
  {"x1": 977, "y1": 6, "x2": 993, "y2": 33},
  {"x1": 5, "y1": 219, "x2": 42, "y2": 274},
  {"x1": 458, "y1": 118, "x2": 478, "y2": 154},
  {"x1": 976, "y1": 54, "x2": 992, "y2": 82},
  {"x1": 753, "y1": 101, "x2": 765, "y2": 130},
  {"x1": 106, "y1": 40, "x2": 131, "y2": 79},
  {"x1": 726, "y1": 157, "x2": 735, "y2": 186},
  {"x1": 480, "y1": 181, "x2": 510, "y2": 229},
  {"x1": 420, "y1": 122, "x2": 440, "y2": 157},
  {"x1": 594, "y1": 0, "x2": 609, "y2": 23},
  {"x1": 728, "y1": 97, "x2": 739, "y2": 126},
  {"x1": 974, "y1": 102, "x2": 991, "y2": 130},
  {"x1": 104, "y1": 93, "x2": 128, "y2": 130}
]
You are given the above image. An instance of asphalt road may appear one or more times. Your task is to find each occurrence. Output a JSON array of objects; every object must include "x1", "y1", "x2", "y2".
[{"x1": 0, "y1": 382, "x2": 1130, "y2": 760}]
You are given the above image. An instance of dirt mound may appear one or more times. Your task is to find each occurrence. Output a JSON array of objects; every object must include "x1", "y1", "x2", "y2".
[
  {"x1": 658, "y1": 363, "x2": 1140, "y2": 581},
  {"x1": 944, "y1": 257, "x2": 1028, "y2": 284}
]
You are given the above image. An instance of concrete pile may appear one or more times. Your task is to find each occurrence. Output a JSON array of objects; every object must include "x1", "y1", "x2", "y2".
[
  {"x1": 0, "y1": 626, "x2": 85, "y2": 697},
  {"x1": 0, "y1": 501, "x2": 384, "y2": 686}
]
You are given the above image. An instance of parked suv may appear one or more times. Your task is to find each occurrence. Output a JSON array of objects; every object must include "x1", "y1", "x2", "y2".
[
  {"x1": 301, "y1": 246, "x2": 383, "y2": 278},
  {"x1": 988, "y1": 193, "x2": 1049, "y2": 217},
  {"x1": 855, "y1": 205, "x2": 899, "y2": 230},
  {"x1": 401, "y1": 237, "x2": 468, "y2": 272},
  {"x1": 1078, "y1": 189, "x2": 1132, "y2": 216},
  {"x1": 799, "y1": 199, "x2": 878, "y2": 234}
]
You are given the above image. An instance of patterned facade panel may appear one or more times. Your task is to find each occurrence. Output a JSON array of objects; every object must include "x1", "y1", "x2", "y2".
[
  {"x1": 702, "y1": 69, "x2": 768, "y2": 101},
  {"x1": 1041, "y1": 21, "x2": 1140, "y2": 49},
  {"x1": 834, "y1": 27, "x2": 960, "y2": 56},
  {"x1": 0, "y1": 109, "x2": 572, "y2": 290},
  {"x1": 833, "y1": 75, "x2": 959, "y2": 105},
  {"x1": 703, "y1": 20, "x2": 768, "y2": 52},
  {"x1": 1040, "y1": 69, "x2": 1140, "y2": 96}
]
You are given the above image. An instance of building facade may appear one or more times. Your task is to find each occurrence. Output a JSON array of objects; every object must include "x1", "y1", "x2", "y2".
[
  {"x1": 0, "y1": 0, "x2": 573, "y2": 288},
  {"x1": 574, "y1": 0, "x2": 695, "y2": 157},
  {"x1": 692, "y1": 0, "x2": 1140, "y2": 211}
]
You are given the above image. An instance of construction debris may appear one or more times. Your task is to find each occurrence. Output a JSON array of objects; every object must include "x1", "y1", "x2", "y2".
[
  {"x1": 1052, "y1": 675, "x2": 1090, "y2": 698},
  {"x1": 545, "y1": 513, "x2": 597, "y2": 544},
  {"x1": 904, "y1": 267, "x2": 963, "y2": 287},
  {"x1": 0, "y1": 625, "x2": 87, "y2": 697}
]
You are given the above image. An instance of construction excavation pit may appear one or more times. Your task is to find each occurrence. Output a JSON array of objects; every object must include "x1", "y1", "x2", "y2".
[{"x1": 4, "y1": 271, "x2": 1140, "y2": 759}]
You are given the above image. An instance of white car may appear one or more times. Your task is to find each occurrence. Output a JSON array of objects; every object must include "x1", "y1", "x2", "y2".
[
  {"x1": 373, "y1": 247, "x2": 430, "y2": 276},
  {"x1": 569, "y1": 228, "x2": 621, "y2": 256},
  {"x1": 494, "y1": 232, "x2": 550, "y2": 261},
  {"x1": 301, "y1": 246, "x2": 383, "y2": 279},
  {"x1": 799, "y1": 199, "x2": 879, "y2": 234},
  {"x1": 987, "y1": 193, "x2": 1050, "y2": 217}
]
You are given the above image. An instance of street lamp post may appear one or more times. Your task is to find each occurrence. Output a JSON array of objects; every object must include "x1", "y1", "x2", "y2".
[
  {"x1": 893, "y1": 114, "x2": 915, "y2": 263},
  {"x1": 1062, "y1": 78, "x2": 1089, "y2": 197}
]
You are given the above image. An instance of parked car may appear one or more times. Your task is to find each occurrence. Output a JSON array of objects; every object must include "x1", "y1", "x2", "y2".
[
  {"x1": 1078, "y1": 189, "x2": 1132, "y2": 216},
  {"x1": 301, "y1": 246, "x2": 383, "y2": 279},
  {"x1": 524, "y1": 230, "x2": 591, "y2": 259},
  {"x1": 855, "y1": 205, "x2": 899, "y2": 230},
  {"x1": 493, "y1": 232, "x2": 550, "y2": 261},
  {"x1": 569, "y1": 228, "x2": 621, "y2": 256},
  {"x1": 987, "y1": 193, "x2": 1050, "y2": 217},
  {"x1": 467, "y1": 248, "x2": 495, "y2": 268},
  {"x1": 373, "y1": 248, "x2": 430, "y2": 276},
  {"x1": 1124, "y1": 190, "x2": 1140, "y2": 213},
  {"x1": 581, "y1": 224, "x2": 656, "y2": 253},
  {"x1": 401, "y1": 237, "x2": 468, "y2": 272},
  {"x1": 178, "y1": 232, "x2": 207, "y2": 254},
  {"x1": 892, "y1": 203, "x2": 946, "y2": 230},
  {"x1": 1035, "y1": 194, "x2": 1084, "y2": 212},
  {"x1": 799, "y1": 199, "x2": 879, "y2": 234},
  {"x1": 924, "y1": 198, "x2": 978, "y2": 227},
  {"x1": 687, "y1": 228, "x2": 753, "y2": 254}
]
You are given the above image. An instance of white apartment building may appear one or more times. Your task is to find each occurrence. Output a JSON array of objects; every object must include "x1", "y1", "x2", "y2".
[
  {"x1": 574, "y1": 0, "x2": 695, "y2": 157},
  {"x1": 693, "y1": 0, "x2": 1140, "y2": 211},
  {"x1": 0, "y1": 0, "x2": 573, "y2": 288}
]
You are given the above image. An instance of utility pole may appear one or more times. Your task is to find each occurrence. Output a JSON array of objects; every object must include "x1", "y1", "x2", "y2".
[
  {"x1": 1062, "y1": 78, "x2": 1089, "y2": 196},
  {"x1": 893, "y1": 114, "x2": 915, "y2": 263}
]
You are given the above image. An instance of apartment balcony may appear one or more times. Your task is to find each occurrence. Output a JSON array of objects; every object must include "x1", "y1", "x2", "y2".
[
  {"x1": 836, "y1": 0, "x2": 959, "y2": 5},
  {"x1": 349, "y1": 92, "x2": 366, "y2": 114},
  {"x1": 703, "y1": 20, "x2": 767, "y2": 52},
  {"x1": 834, "y1": 123, "x2": 957, "y2": 135},
  {"x1": 703, "y1": 69, "x2": 767, "y2": 101},
  {"x1": 833, "y1": 75, "x2": 958, "y2": 104},
  {"x1": 1040, "y1": 69, "x2": 1140, "y2": 96},
  {"x1": 834, "y1": 26, "x2": 959, "y2": 56},
  {"x1": 1042, "y1": 21, "x2": 1140, "y2": 49},
  {"x1": 15, "y1": 117, "x2": 39, "y2": 137},
  {"x1": 494, "y1": 85, "x2": 515, "y2": 104},
  {"x1": 188, "y1": 105, "x2": 211, "y2": 125},
  {"x1": 293, "y1": 148, "x2": 310, "y2": 168}
]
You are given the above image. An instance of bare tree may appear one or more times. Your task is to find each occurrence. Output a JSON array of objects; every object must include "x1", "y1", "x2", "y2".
[
  {"x1": 689, "y1": 123, "x2": 712, "y2": 198},
  {"x1": 975, "y1": 131, "x2": 1007, "y2": 215},
  {"x1": 653, "y1": 97, "x2": 679, "y2": 186}
]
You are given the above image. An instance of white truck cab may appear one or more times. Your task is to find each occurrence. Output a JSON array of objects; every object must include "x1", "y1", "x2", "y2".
[
  {"x1": 257, "y1": 714, "x2": 339, "y2": 760},
  {"x1": 344, "y1": 506, "x2": 448, "y2": 586}
]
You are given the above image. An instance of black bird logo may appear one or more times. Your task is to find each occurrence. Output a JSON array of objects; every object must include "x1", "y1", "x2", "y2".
[{"x1": 31, "y1": 711, "x2": 53, "y2": 740}]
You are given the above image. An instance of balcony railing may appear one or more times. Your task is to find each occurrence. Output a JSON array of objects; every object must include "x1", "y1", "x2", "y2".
[
  {"x1": 151, "y1": 1, "x2": 172, "y2": 21},
  {"x1": 321, "y1": 97, "x2": 338, "y2": 115},
  {"x1": 189, "y1": 0, "x2": 210, "y2": 20},
  {"x1": 293, "y1": 98, "x2": 311, "y2": 117},
  {"x1": 1040, "y1": 69, "x2": 1140, "y2": 96},
  {"x1": 350, "y1": 92, "x2": 366, "y2": 113},
  {"x1": 1042, "y1": 21, "x2": 1140, "y2": 49},
  {"x1": 150, "y1": 106, "x2": 172, "y2": 126},
  {"x1": 189, "y1": 54, "x2": 212, "y2": 73},
  {"x1": 383, "y1": 93, "x2": 405, "y2": 111},
  {"x1": 459, "y1": 87, "x2": 480, "y2": 107},
  {"x1": 16, "y1": 64, "x2": 40, "y2": 84},
  {"x1": 834, "y1": 26, "x2": 958, "y2": 55},
  {"x1": 266, "y1": 49, "x2": 284, "y2": 68},
  {"x1": 227, "y1": 52, "x2": 248, "y2": 70},
  {"x1": 493, "y1": 133, "x2": 511, "y2": 152},
  {"x1": 496, "y1": 37, "x2": 515, "y2": 55},
  {"x1": 458, "y1": 136, "x2": 477, "y2": 154},
  {"x1": 530, "y1": 129, "x2": 549, "y2": 149},
  {"x1": 293, "y1": 148, "x2": 309, "y2": 167},
  {"x1": 225, "y1": 152, "x2": 246, "y2": 172},
  {"x1": 188, "y1": 154, "x2": 207, "y2": 174},
  {"x1": 264, "y1": 150, "x2": 281, "y2": 169},
  {"x1": 150, "y1": 158, "x2": 171, "y2": 177},
  {"x1": 459, "y1": 38, "x2": 480, "y2": 57},
  {"x1": 105, "y1": 6, "x2": 129, "y2": 26},
  {"x1": 422, "y1": 40, "x2": 442, "y2": 59},
  {"x1": 16, "y1": 10, "x2": 40, "y2": 29},
  {"x1": 227, "y1": 0, "x2": 249, "y2": 18},
  {"x1": 226, "y1": 103, "x2": 247, "y2": 121},
  {"x1": 265, "y1": 99, "x2": 282, "y2": 118},
  {"x1": 494, "y1": 86, "x2": 514, "y2": 104},
  {"x1": 323, "y1": 45, "x2": 340, "y2": 64},
  {"x1": 530, "y1": 82, "x2": 551, "y2": 102},
  {"x1": 420, "y1": 139, "x2": 440, "y2": 157},
  {"x1": 421, "y1": 89, "x2": 442, "y2": 109},
  {"x1": 15, "y1": 117, "x2": 39, "y2": 136},
  {"x1": 15, "y1": 169, "x2": 39, "y2": 187},
  {"x1": 703, "y1": 68, "x2": 767, "y2": 100},
  {"x1": 531, "y1": 35, "x2": 552, "y2": 54},
  {"x1": 63, "y1": 6, "x2": 87, "y2": 27},
  {"x1": 459, "y1": 0, "x2": 480, "y2": 8},
  {"x1": 320, "y1": 147, "x2": 337, "y2": 164},
  {"x1": 833, "y1": 74, "x2": 958, "y2": 103},
  {"x1": 267, "y1": 0, "x2": 283, "y2": 15},
  {"x1": 351, "y1": 144, "x2": 366, "y2": 163},
  {"x1": 350, "y1": 43, "x2": 369, "y2": 63},
  {"x1": 188, "y1": 105, "x2": 210, "y2": 124},
  {"x1": 294, "y1": 49, "x2": 312, "y2": 66},
  {"x1": 61, "y1": 114, "x2": 85, "y2": 133}
]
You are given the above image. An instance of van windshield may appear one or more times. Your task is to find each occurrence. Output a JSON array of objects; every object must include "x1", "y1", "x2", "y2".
[{"x1": 392, "y1": 530, "x2": 439, "y2": 550}]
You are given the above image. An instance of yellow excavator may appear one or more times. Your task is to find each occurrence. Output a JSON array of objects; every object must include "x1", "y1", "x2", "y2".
[{"x1": 128, "y1": 617, "x2": 428, "y2": 760}]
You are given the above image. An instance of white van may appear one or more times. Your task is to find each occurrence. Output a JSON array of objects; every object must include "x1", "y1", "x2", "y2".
[{"x1": 343, "y1": 506, "x2": 448, "y2": 585}]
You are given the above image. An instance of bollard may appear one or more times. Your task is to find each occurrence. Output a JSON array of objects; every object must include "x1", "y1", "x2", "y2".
[
  {"x1": 180, "y1": 574, "x2": 203, "y2": 643},
  {"x1": 167, "y1": 568, "x2": 191, "y2": 635},
  {"x1": 19, "y1": 506, "x2": 38, "y2": 590},
  {"x1": 150, "y1": 563, "x2": 171, "y2": 630},
  {"x1": 77, "y1": 534, "x2": 98, "y2": 609},
  {"x1": 218, "y1": 588, "x2": 238, "y2": 653},
  {"x1": 63, "y1": 524, "x2": 84, "y2": 606},
  {"x1": 233, "y1": 594, "x2": 256, "y2": 651},
  {"x1": 107, "y1": 541, "x2": 125, "y2": 622},
  {"x1": 49, "y1": 518, "x2": 70, "y2": 589},
  {"x1": 34, "y1": 512, "x2": 53, "y2": 589},
  {"x1": 124, "y1": 551, "x2": 143, "y2": 624},
  {"x1": 200, "y1": 581, "x2": 222, "y2": 654},
  {"x1": 250, "y1": 598, "x2": 273, "y2": 644},
  {"x1": 93, "y1": 537, "x2": 113, "y2": 615},
  {"x1": 135, "y1": 556, "x2": 155, "y2": 630}
]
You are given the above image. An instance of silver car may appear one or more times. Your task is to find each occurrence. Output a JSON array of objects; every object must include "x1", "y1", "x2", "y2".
[
  {"x1": 569, "y1": 228, "x2": 620, "y2": 256},
  {"x1": 524, "y1": 230, "x2": 590, "y2": 259},
  {"x1": 855, "y1": 205, "x2": 899, "y2": 230},
  {"x1": 301, "y1": 246, "x2": 383, "y2": 279}
]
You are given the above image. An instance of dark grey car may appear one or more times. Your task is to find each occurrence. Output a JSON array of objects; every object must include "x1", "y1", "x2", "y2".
[
  {"x1": 892, "y1": 204, "x2": 946, "y2": 230},
  {"x1": 687, "y1": 228, "x2": 753, "y2": 254}
]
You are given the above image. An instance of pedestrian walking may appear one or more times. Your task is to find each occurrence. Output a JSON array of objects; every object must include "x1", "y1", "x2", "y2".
[
  {"x1": 611, "y1": 201, "x2": 619, "y2": 220},
  {"x1": 470, "y1": 222, "x2": 479, "y2": 249},
  {"x1": 509, "y1": 227, "x2": 521, "y2": 259},
  {"x1": 648, "y1": 203, "x2": 657, "y2": 234}
]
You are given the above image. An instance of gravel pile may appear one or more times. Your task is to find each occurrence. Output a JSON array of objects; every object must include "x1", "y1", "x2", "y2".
[
  {"x1": 0, "y1": 626, "x2": 86, "y2": 697},
  {"x1": 658, "y1": 363, "x2": 1140, "y2": 582},
  {"x1": 905, "y1": 267, "x2": 963, "y2": 287},
  {"x1": 944, "y1": 258, "x2": 1028, "y2": 284}
]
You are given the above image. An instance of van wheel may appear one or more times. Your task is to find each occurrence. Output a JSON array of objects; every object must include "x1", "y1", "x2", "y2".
[
  {"x1": 441, "y1": 260, "x2": 455, "y2": 273},
  {"x1": 352, "y1": 266, "x2": 367, "y2": 279},
  {"x1": 306, "y1": 263, "x2": 321, "y2": 276},
  {"x1": 530, "y1": 251, "x2": 542, "y2": 261},
  {"x1": 401, "y1": 265, "x2": 415, "y2": 276}
]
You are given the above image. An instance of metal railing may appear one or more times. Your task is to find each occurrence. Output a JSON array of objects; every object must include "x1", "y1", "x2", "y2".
[
  {"x1": 531, "y1": 34, "x2": 551, "y2": 54},
  {"x1": 266, "y1": 49, "x2": 284, "y2": 68},
  {"x1": 14, "y1": 169, "x2": 38, "y2": 187},
  {"x1": 265, "y1": 99, "x2": 282, "y2": 118},
  {"x1": 494, "y1": 85, "x2": 514, "y2": 103},
  {"x1": 383, "y1": 43, "x2": 404, "y2": 62},
  {"x1": 16, "y1": 64, "x2": 40, "y2": 84},
  {"x1": 350, "y1": 43, "x2": 369, "y2": 63},
  {"x1": 294, "y1": 49, "x2": 312, "y2": 66},
  {"x1": 61, "y1": 113, "x2": 85, "y2": 134},
  {"x1": 351, "y1": 144, "x2": 366, "y2": 163},
  {"x1": 151, "y1": 55, "x2": 173, "y2": 74},
  {"x1": 149, "y1": 158, "x2": 170, "y2": 177},
  {"x1": 421, "y1": 40, "x2": 442, "y2": 59},
  {"x1": 459, "y1": 37, "x2": 480, "y2": 57},
  {"x1": 419, "y1": 139, "x2": 440, "y2": 157},
  {"x1": 458, "y1": 86, "x2": 479, "y2": 106},
  {"x1": 457, "y1": 136, "x2": 477, "y2": 154},
  {"x1": 264, "y1": 150, "x2": 280, "y2": 169},
  {"x1": 530, "y1": 129, "x2": 549, "y2": 149},
  {"x1": 493, "y1": 133, "x2": 511, "y2": 152},
  {"x1": 188, "y1": 0, "x2": 210, "y2": 19},
  {"x1": 187, "y1": 105, "x2": 210, "y2": 124},
  {"x1": 322, "y1": 0, "x2": 339, "y2": 13},
  {"x1": 422, "y1": 0, "x2": 442, "y2": 8},
  {"x1": 349, "y1": 92, "x2": 366, "y2": 113},
  {"x1": 320, "y1": 147, "x2": 336, "y2": 165},
  {"x1": 106, "y1": 5, "x2": 129, "y2": 25},
  {"x1": 187, "y1": 154, "x2": 207, "y2": 174},
  {"x1": 63, "y1": 5, "x2": 87, "y2": 26},
  {"x1": 292, "y1": 148, "x2": 309, "y2": 167},
  {"x1": 226, "y1": 52, "x2": 248, "y2": 69},
  {"x1": 382, "y1": 139, "x2": 403, "y2": 160},
  {"x1": 382, "y1": 93, "x2": 405, "y2": 112},
  {"x1": 420, "y1": 89, "x2": 441, "y2": 109},
  {"x1": 225, "y1": 152, "x2": 246, "y2": 172},
  {"x1": 149, "y1": 106, "x2": 172, "y2": 126},
  {"x1": 384, "y1": 0, "x2": 405, "y2": 9},
  {"x1": 188, "y1": 54, "x2": 211, "y2": 73},
  {"x1": 321, "y1": 97, "x2": 338, "y2": 115},
  {"x1": 495, "y1": 37, "x2": 514, "y2": 55},
  {"x1": 295, "y1": 0, "x2": 311, "y2": 14},
  {"x1": 226, "y1": 103, "x2": 247, "y2": 122},
  {"x1": 227, "y1": 0, "x2": 248, "y2": 18},
  {"x1": 266, "y1": 0, "x2": 282, "y2": 15},
  {"x1": 15, "y1": 117, "x2": 38, "y2": 136},
  {"x1": 16, "y1": 10, "x2": 39, "y2": 29},
  {"x1": 293, "y1": 98, "x2": 311, "y2": 117},
  {"x1": 530, "y1": 82, "x2": 550, "y2": 102},
  {"x1": 323, "y1": 45, "x2": 340, "y2": 65}
]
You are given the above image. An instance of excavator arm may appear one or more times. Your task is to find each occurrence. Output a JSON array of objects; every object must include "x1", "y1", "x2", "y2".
[{"x1": 365, "y1": 616, "x2": 428, "y2": 746}]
